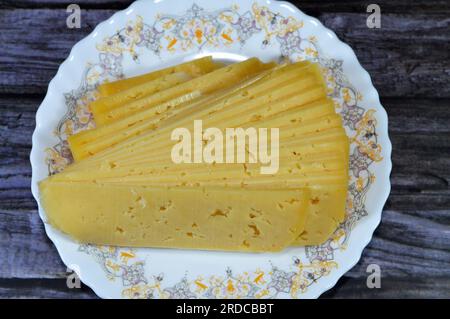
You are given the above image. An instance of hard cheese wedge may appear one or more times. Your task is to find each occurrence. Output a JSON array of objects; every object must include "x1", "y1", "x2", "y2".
[
  {"x1": 68, "y1": 60, "x2": 311, "y2": 162},
  {"x1": 90, "y1": 72, "x2": 195, "y2": 119},
  {"x1": 67, "y1": 58, "x2": 280, "y2": 162},
  {"x1": 40, "y1": 58, "x2": 350, "y2": 251},
  {"x1": 48, "y1": 156, "x2": 347, "y2": 183},
  {"x1": 68, "y1": 90, "x2": 204, "y2": 161},
  {"x1": 95, "y1": 58, "x2": 274, "y2": 126},
  {"x1": 294, "y1": 185, "x2": 348, "y2": 245},
  {"x1": 87, "y1": 125, "x2": 348, "y2": 169},
  {"x1": 51, "y1": 132, "x2": 348, "y2": 182},
  {"x1": 72, "y1": 62, "x2": 318, "y2": 154},
  {"x1": 69, "y1": 66, "x2": 326, "y2": 162},
  {"x1": 39, "y1": 180, "x2": 310, "y2": 252},
  {"x1": 63, "y1": 118, "x2": 348, "y2": 179},
  {"x1": 97, "y1": 56, "x2": 220, "y2": 96},
  {"x1": 63, "y1": 127, "x2": 348, "y2": 176}
]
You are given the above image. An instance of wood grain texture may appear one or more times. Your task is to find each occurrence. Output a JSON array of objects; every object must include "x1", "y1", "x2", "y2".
[
  {"x1": 322, "y1": 276, "x2": 450, "y2": 299},
  {"x1": 0, "y1": 9, "x2": 114, "y2": 95},
  {"x1": 0, "y1": 0, "x2": 449, "y2": 298},
  {"x1": 0, "y1": 9, "x2": 449, "y2": 97},
  {"x1": 2, "y1": 206, "x2": 449, "y2": 279},
  {"x1": 1, "y1": 276, "x2": 449, "y2": 299},
  {"x1": 0, "y1": 279, "x2": 97, "y2": 299},
  {"x1": 1, "y1": 0, "x2": 450, "y2": 14}
]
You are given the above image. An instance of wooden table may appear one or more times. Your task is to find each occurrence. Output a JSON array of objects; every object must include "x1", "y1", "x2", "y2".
[{"x1": 0, "y1": 0, "x2": 449, "y2": 299}]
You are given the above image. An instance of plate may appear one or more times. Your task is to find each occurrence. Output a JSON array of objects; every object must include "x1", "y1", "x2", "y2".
[{"x1": 30, "y1": 0, "x2": 392, "y2": 299}]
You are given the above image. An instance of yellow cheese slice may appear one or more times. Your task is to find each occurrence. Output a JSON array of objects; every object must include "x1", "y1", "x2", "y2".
[
  {"x1": 68, "y1": 90, "x2": 205, "y2": 161},
  {"x1": 48, "y1": 152, "x2": 347, "y2": 183},
  {"x1": 63, "y1": 127, "x2": 348, "y2": 178},
  {"x1": 70, "y1": 72, "x2": 259, "y2": 157},
  {"x1": 52, "y1": 131, "x2": 349, "y2": 186},
  {"x1": 74, "y1": 101, "x2": 339, "y2": 166},
  {"x1": 57, "y1": 122, "x2": 348, "y2": 181},
  {"x1": 91, "y1": 72, "x2": 194, "y2": 119},
  {"x1": 68, "y1": 61, "x2": 314, "y2": 159},
  {"x1": 69, "y1": 62, "x2": 322, "y2": 161},
  {"x1": 100, "y1": 126, "x2": 347, "y2": 167},
  {"x1": 293, "y1": 185, "x2": 348, "y2": 246},
  {"x1": 39, "y1": 180, "x2": 310, "y2": 252},
  {"x1": 54, "y1": 132, "x2": 350, "y2": 185},
  {"x1": 71, "y1": 79, "x2": 327, "y2": 163},
  {"x1": 97, "y1": 56, "x2": 219, "y2": 96},
  {"x1": 63, "y1": 125, "x2": 348, "y2": 177},
  {"x1": 40, "y1": 178, "x2": 347, "y2": 247},
  {"x1": 97, "y1": 173, "x2": 348, "y2": 188},
  {"x1": 41, "y1": 58, "x2": 351, "y2": 250},
  {"x1": 95, "y1": 58, "x2": 275, "y2": 125}
]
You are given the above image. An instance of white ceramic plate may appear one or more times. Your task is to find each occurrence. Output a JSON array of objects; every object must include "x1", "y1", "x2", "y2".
[{"x1": 30, "y1": 0, "x2": 391, "y2": 299}]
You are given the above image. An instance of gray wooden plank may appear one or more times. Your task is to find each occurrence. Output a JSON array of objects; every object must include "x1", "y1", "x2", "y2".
[
  {"x1": 0, "y1": 37, "x2": 449, "y2": 299},
  {"x1": 384, "y1": 98, "x2": 450, "y2": 134},
  {"x1": 0, "y1": 277, "x2": 445, "y2": 299},
  {"x1": 0, "y1": 208, "x2": 67, "y2": 279},
  {"x1": 3, "y1": 134, "x2": 448, "y2": 196},
  {"x1": 1, "y1": 200, "x2": 449, "y2": 280},
  {"x1": 0, "y1": 9, "x2": 449, "y2": 97},
  {"x1": 0, "y1": 275, "x2": 448, "y2": 299},
  {"x1": 1, "y1": 0, "x2": 449, "y2": 14},
  {"x1": 321, "y1": 276, "x2": 450, "y2": 299},
  {"x1": 0, "y1": 277, "x2": 438, "y2": 299},
  {"x1": 0, "y1": 154, "x2": 448, "y2": 297},
  {"x1": 1, "y1": 168, "x2": 450, "y2": 209},
  {"x1": 1, "y1": 133, "x2": 449, "y2": 283},
  {"x1": 390, "y1": 133, "x2": 450, "y2": 188},
  {"x1": 1, "y1": 96, "x2": 449, "y2": 196},
  {"x1": 2, "y1": 95, "x2": 449, "y2": 136},
  {"x1": 0, "y1": 279, "x2": 97, "y2": 299},
  {"x1": 0, "y1": 9, "x2": 114, "y2": 95},
  {"x1": 1, "y1": 95, "x2": 449, "y2": 196},
  {"x1": 319, "y1": 13, "x2": 450, "y2": 99}
]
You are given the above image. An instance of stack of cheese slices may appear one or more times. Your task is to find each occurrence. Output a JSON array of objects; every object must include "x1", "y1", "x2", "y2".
[{"x1": 39, "y1": 56, "x2": 349, "y2": 252}]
